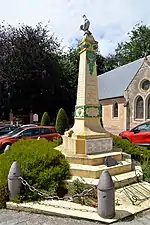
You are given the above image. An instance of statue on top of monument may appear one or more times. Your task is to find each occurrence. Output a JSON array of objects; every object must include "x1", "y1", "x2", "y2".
[{"x1": 80, "y1": 15, "x2": 91, "y2": 35}]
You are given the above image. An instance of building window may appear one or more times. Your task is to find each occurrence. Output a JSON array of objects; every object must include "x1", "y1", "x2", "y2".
[
  {"x1": 135, "y1": 96, "x2": 143, "y2": 119},
  {"x1": 141, "y1": 79, "x2": 150, "y2": 91},
  {"x1": 113, "y1": 102, "x2": 118, "y2": 118},
  {"x1": 147, "y1": 97, "x2": 150, "y2": 119}
]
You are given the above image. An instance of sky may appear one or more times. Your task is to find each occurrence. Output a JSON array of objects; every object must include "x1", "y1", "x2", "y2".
[{"x1": 0, "y1": 0, "x2": 150, "y2": 56}]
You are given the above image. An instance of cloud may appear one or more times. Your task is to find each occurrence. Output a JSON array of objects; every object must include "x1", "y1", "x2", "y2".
[{"x1": 0, "y1": 0, "x2": 150, "y2": 56}]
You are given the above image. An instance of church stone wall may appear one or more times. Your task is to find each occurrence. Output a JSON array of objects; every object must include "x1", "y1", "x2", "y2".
[{"x1": 127, "y1": 61, "x2": 150, "y2": 129}]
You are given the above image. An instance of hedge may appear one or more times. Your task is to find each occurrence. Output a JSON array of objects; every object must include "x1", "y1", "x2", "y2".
[
  {"x1": 112, "y1": 134, "x2": 150, "y2": 182},
  {"x1": 112, "y1": 134, "x2": 150, "y2": 164},
  {"x1": 0, "y1": 138, "x2": 70, "y2": 208}
]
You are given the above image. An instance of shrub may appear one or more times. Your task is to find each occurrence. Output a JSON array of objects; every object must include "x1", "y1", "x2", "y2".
[
  {"x1": 68, "y1": 130, "x2": 74, "y2": 137},
  {"x1": 142, "y1": 163, "x2": 150, "y2": 182},
  {"x1": 112, "y1": 134, "x2": 150, "y2": 164},
  {"x1": 0, "y1": 139, "x2": 70, "y2": 208},
  {"x1": 40, "y1": 112, "x2": 50, "y2": 126},
  {"x1": 112, "y1": 135, "x2": 150, "y2": 183},
  {"x1": 67, "y1": 179, "x2": 97, "y2": 206},
  {"x1": 55, "y1": 108, "x2": 68, "y2": 135},
  {"x1": 53, "y1": 136, "x2": 63, "y2": 145}
]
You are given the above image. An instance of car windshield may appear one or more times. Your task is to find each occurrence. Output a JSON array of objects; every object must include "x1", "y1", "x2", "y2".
[
  {"x1": 7, "y1": 127, "x2": 24, "y2": 137},
  {"x1": 131, "y1": 122, "x2": 150, "y2": 132}
]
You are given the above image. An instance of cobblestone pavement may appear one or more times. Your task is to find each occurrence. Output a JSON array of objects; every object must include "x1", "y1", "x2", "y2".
[{"x1": 0, "y1": 209, "x2": 150, "y2": 225}]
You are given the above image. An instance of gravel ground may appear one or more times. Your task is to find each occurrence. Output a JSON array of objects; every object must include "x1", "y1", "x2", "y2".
[{"x1": 0, "y1": 209, "x2": 150, "y2": 225}]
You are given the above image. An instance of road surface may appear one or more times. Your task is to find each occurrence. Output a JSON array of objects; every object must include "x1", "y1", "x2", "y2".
[{"x1": 0, "y1": 209, "x2": 150, "y2": 225}]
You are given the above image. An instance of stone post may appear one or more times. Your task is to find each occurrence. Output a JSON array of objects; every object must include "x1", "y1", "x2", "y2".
[
  {"x1": 4, "y1": 145, "x2": 10, "y2": 153},
  {"x1": 97, "y1": 170, "x2": 115, "y2": 219},
  {"x1": 8, "y1": 161, "x2": 22, "y2": 200}
]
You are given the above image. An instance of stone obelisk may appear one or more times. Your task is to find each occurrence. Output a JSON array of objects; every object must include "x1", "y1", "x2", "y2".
[{"x1": 58, "y1": 15, "x2": 112, "y2": 156}]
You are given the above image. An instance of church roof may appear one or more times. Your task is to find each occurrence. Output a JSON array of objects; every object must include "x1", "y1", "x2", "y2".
[{"x1": 98, "y1": 55, "x2": 150, "y2": 100}]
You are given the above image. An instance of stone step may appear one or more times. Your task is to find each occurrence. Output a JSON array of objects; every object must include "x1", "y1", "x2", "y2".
[
  {"x1": 70, "y1": 161, "x2": 132, "y2": 178},
  {"x1": 113, "y1": 169, "x2": 143, "y2": 188},
  {"x1": 66, "y1": 151, "x2": 123, "y2": 166},
  {"x1": 67, "y1": 167, "x2": 143, "y2": 188}
]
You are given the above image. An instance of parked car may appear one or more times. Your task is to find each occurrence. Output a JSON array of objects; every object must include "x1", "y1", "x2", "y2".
[
  {"x1": 0, "y1": 126, "x2": 61, "y2": 151},
  {"x1": 0, "y1": 124, "x2": 18, "y2": 137},
  {"x1": 119, "y1": 121, "x2": 150, "y2": 146}
]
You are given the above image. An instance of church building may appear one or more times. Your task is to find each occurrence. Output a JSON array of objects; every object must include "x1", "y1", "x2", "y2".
[{"x1": 98, "y1": 55, "x2": 150, "y2": 134}]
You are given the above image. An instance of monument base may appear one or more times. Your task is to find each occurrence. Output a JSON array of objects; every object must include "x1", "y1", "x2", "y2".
[
  {"x1": 55, "y1": 144, "x2": 133, "y2": 180},
  {"x1": 56, "y1": 131, "x2": 112, "y2": 156},
  {"x1": 55, "y1": 128, "x2": 133, "y2": 183}
]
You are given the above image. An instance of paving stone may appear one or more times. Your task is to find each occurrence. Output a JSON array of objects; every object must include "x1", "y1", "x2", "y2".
[{"x1": 0, "y1": 209, "x2": 150, "y2": 225}]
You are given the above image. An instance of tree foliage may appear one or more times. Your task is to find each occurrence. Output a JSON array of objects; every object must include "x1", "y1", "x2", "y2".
[
  {"x1": 96, "y1": 52, "x2": 106, "y2": 75},
  {"x1": 55, "y1": 108, "x2": 69, "y2": 135},
  {"x1": 97, "y1": 24, "x2": 150, "y2": 71},
  {"x1": 0, "y1": 22, "x2": 62, "y2": 120},
  {"x1": 40, "y1": 112, "x2": 50, "y2": 126},
  {"x1": 60, "y1": 48, "x2": 79, "y2": 119},
  {"x1": 104, "y1": 54, "x2": 118, "y2": 71},
  {"x1": 115, "y1": 24, "x2": 150, "y2": 66}
]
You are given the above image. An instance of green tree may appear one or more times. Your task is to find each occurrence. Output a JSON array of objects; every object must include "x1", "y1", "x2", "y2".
[
  {"x1": 96, "y1": 51, "x2": 106, "y2": 75},
  {"x1": 40, "y1": 112, "x2": 50, "y2": 126},
  {"x1": 115, "y1": 24, "x2": 150, "y2": 66},
  {"x1": 55, "y1": 108, "x2": 68, "y2": 134},
  {"x1": 0, "y1": 22, "x2": 62, "y2": 119},
  {"x1": 59, "y1": 47, "x2": 79, "y2": 123},
  {"x1": 0, "y1": 21, "x2": 108, "y2": 121},
  {"x1": 104, "y1": 54, "x2": 118, "y2": 72}
]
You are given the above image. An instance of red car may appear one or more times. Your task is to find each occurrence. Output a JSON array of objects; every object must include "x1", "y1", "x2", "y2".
[
  {"x1": 0, "y1": 126, "x2": 61, "y2": 151},
  {"x1": 119, "y1": 121, "x2": 150, "y2": 146}
]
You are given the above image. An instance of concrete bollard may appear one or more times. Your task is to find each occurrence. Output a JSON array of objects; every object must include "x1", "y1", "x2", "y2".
[
  {"x1": 4, "y1": 145, "x2": 10, "y2": 153},
  {"x1": 8, "y1": 161, "x2": 22, "y2": 200},
  {"x1": 97, "y1": 170, "x2": 115, "y2": 219}
]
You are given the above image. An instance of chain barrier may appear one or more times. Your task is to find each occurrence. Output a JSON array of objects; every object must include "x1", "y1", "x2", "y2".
[
  {"x1": 18, "y1": 165, "x2": 150, "y2": 209},
  {"x1": 18, "y1": 176, "x2": 97, "y2": 202},
  {"x1": 18, "y1": 176, "x2": 127, "y2": 211}
]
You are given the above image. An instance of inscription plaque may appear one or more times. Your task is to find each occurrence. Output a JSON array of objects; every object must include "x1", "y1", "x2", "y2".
[
  {"x1": 86, "y1": 76, "x2": 98, "y2": 104},
  {"x1": 85, "y1": 138, "x2": 112, "y2": 155}
]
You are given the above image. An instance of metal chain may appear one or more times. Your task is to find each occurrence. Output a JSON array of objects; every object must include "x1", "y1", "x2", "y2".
[
  {"x1": 18, "y1": 176, "x2": 126, "y2": 212},
  {"x1": 18, "y1": 165, "x2": 145, "y2": 207},
  {"x1": 18, "y1": 173, "x2": 149, "y2": 212},
  {"x1": 18, "y1": 176, "x2": 97, "y2": 202}
]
